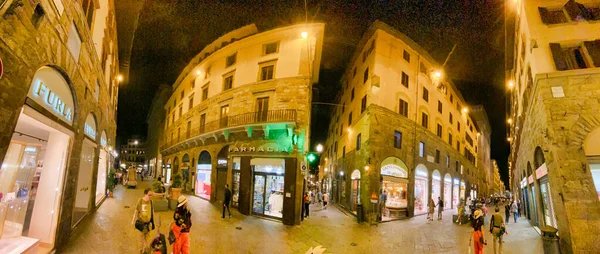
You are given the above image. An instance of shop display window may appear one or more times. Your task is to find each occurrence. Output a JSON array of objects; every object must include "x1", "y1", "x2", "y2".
[
  {"x1": 381, "y1": 180, "x2": 407, "y2": 221},
  {"x1": 0, "y1": 111, "x2": 70, "y2": 247},
  {"x1": 196, "y1": 163, "x2": 212, "y2": 200},
  {"x1": 591, "y1": 164, "x2": 600, "y2": 200},
  {"x1": 232, "y1": 157, "x2": 240, "y2": 207},
  {"x1": 414, "y1": 168, "x2": 428, "y2": 215}
]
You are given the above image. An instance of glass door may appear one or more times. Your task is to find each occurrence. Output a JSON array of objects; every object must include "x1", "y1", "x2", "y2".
[
  {"x1": 256, "y1": 97, "x2": 269, "y2": 122},
  {"x1": 220, "y1": 105, "x2": 229, "y2": 128},
  {"x1": 252, "y1": 175, "x2": 265, "y2": 214}
]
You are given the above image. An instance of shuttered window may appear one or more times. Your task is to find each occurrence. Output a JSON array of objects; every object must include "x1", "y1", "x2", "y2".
[
  {"x1": 538, "y1": 7, "x2": 567, "y2": 24},
  {"x1": 550, "y1": 42, "x2": 598, "y2": 70},
  {"x1": 584, "y1": 40, "x2": 600, "y2": 67},
  {"x1": 399, "y1": 99, "x2": 408, "y2": 117}
]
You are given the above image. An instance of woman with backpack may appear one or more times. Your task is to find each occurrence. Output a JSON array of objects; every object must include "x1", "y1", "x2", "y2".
[
  {"x1": 171, "y1": 196, "x2": 192, "y2": 254},
  {"x1": 470, "y1": 209, "x2": 486, "y2": 254}
]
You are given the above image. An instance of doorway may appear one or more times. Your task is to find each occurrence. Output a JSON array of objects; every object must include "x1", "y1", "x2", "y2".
[
  {"x1": 72, "y1": 138, "x2": 96, "y2": 226},
  {"x1": 252, "y1": 174, "x2": 285, "y2": 218},
  {"x1": 250, "y1": 158, "x2": 285, "y2": 219}
]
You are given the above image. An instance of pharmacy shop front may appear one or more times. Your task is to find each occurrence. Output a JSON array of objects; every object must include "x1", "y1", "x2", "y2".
[{"x1": 228, "y1": 144, "x2": 300, "y2": 225}]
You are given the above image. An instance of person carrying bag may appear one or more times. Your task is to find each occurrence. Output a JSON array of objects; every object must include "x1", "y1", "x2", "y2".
[
  {"x1": 489, "y1": 207, "x2": 507, "y2": 254},
  {"x1": 171, "y1": 196, "x2": 192, "y2": 254},
  {"x1": 132, "y1": 188, "x2": 155, "y2": 253}
]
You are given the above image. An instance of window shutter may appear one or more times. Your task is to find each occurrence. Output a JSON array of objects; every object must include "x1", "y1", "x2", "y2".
[
  {"x1": 549, "y1": 43, "x2": 568, "y2": 71},
  {"x1": 584, "y1": 40, "x2": 600, "y2": 67},
  {"x1": 564, "y1": 0, "x2": 584, "y2": 21},
  {"x1": 538, "y1": 7, "x2": 552, "y2": 24}
]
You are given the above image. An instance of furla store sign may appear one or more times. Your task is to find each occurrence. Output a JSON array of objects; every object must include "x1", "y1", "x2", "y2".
[{"x1": 28, "y1": 67, "x2": 75, "y2": 125}]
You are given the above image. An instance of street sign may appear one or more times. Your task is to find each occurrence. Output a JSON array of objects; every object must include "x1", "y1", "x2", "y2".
[{"x1": 301, "y1": 162, "x2": 307, "y2": 176}]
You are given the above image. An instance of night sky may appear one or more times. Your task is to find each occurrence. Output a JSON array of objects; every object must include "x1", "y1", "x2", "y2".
[{"x1": 116, "y1": 0, "x2": 509, "y2": 187}]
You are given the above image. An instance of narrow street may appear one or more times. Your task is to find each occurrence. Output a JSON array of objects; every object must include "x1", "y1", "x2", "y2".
[{"x1": 60, "y1": 180, "x2": 542, "y2": 254}]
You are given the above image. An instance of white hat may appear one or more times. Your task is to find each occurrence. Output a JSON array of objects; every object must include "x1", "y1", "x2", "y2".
[
  {"x1": 177, "y1": 196, "x2": 188, "y2": 207},
  {"x1": 474, "y1": 209, "x2": 483, "y2": 219}
]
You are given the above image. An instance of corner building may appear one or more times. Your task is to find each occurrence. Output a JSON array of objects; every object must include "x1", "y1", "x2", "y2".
[
  {"x1": 0, "y1": 0, "x2": 120, "y2": 251},
  {"x1": 159, "y1": 23, "x2": 324, "y2": 225},
  {"x1": 320, "y1": 21, "x2": 492, "y2": 222},
  {"x1": 506, "y1": 0, "x2": 600, "y2": 252}
]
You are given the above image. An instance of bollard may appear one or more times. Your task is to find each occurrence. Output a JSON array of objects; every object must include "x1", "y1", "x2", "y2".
[{"x1": 540, "y1": 226, "x2": 560, "y2": 254}]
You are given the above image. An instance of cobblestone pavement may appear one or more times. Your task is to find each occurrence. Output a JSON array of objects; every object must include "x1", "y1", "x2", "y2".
[{"x1": 59, "y1": 180, "x2": 543, "y2": 254}]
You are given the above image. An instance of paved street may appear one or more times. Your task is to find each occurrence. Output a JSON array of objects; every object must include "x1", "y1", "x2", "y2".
[{"x1": 60, "y1": 180, "x2": 543, "y2": 254}]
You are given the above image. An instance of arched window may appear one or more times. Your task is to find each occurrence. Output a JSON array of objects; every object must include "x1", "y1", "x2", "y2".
[{"x1": 534, "y1": 147, "x2": 545, "y2": 169}]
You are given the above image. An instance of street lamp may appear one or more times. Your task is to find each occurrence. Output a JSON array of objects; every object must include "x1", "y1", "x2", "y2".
[{"x1": 316, "y1": 144, "x2": 323, "y2": 153}]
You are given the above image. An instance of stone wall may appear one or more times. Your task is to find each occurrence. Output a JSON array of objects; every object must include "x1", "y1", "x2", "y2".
[
  {"x1": 0, "y1": 0, "x2": 118, "y2": 249},
  {"x1": 330, "y1": 105, "x2": 486, "y2": 218},
  {"x1": 511, "y1": 69, "x2": 600, "y2": 253}
]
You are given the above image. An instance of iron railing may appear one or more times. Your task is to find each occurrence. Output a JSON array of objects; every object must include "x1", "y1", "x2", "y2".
[{"x1": 160, "y1": 109, "x2": 296, "y2": 150}]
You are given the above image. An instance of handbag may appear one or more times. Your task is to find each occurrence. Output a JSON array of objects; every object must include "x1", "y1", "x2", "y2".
[
  {"x1": 135, "y1": 219, "x2": 146, "y2": 232},
  {"x1": 168, "y1": 229, "x2": 176, "y2": 244}
]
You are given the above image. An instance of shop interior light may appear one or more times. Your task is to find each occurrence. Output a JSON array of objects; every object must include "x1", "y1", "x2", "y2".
[{"x1": 324, "y1": 168, "x2": 328, "y2": 172}]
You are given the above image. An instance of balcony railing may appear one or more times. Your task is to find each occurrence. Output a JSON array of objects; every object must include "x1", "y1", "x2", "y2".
[{"x1": 161, "y1": 109, "x2": 296, "y2": 150}]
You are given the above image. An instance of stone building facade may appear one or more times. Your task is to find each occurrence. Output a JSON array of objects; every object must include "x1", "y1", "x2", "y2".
[
  {"x1": 507, "y1": 0, "x2": 600, "y2": 252},
  {"x1": 157, "y1": 23, "x2": 324, "y2": 225},
  {"x1": 0, "y1": 0, "x2": 122, "y2": 251},
  {"x1": 119, "y1": 137, "x2": 146, "y2": 169},
  {"x1": 320, "y1": 21, "x2": 491, "y2": 222},
  {"x1": 146, "y1": 84, "x2": 171, "y2": 178}
]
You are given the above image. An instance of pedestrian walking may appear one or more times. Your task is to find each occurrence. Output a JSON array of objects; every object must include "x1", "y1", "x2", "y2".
[
  {"x1": 466, "y1": 198, "x2": 473, "y2": 216},
  {"x1": 428, "y1": 198, "x2": 435, "y2": 221},
  {"x1": 437, "y1": 196, "x2": 444, "y2": 220},
  {"x1": 222, "y1": 184, "x2": 232, "y2": 218},
  {"x1": 517, "y1": 200, "x2": 522, "y2": 218},
  {"x1": 317, "y1": 190, "x2": 323, "y2": 206},
  {"x1": 504, "y1": 202, "x2": 511, "y2": 223},
  {"x1": 304, "y1": 192, "x2": 310, "y2": 217},
  {"x1": 132, "y1": 188, "x2": 155, "y2": 253},
  {"x1": 490, "y1": 207, "x2": 507, "y2": 254},
  {"x1": 457, "y1": 201, "x2": 464, "y2": 225},
  {"x1": 470, "y1": 209, "x2": 487, "y2": 254},
  {"x1": 381, "y1": 190, "x2": 388, "y2": 217},
  {"x1": 511, "y1": 201, "x2": 518, "y2": 223},
  {"x1": 171, "y1": 195, "x2": 192, "y2": 254},
  {"x1": 482, "y1": 204, "x2": 488, "y2": 225},
  {"x1": 322, "y1": 192, "x2": 328, "y2": 209}
]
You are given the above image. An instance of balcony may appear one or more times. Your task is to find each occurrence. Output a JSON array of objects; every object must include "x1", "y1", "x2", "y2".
[{"x1": 160, "y1": 109, "x2": 297, "y2": 153}]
